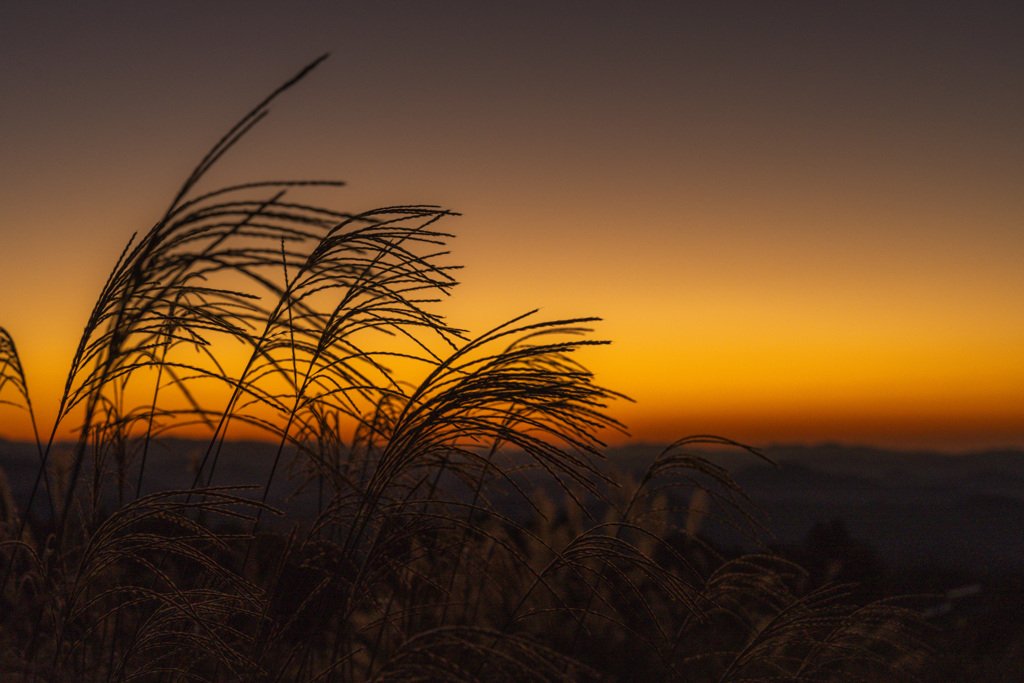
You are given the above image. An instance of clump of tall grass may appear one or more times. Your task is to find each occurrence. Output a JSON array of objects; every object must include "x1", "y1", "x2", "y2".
[{"x1": 0, "y1": 56, "x2": 929, "y2": 681}]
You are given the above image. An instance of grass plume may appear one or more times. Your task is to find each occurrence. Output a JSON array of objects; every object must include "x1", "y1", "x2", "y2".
[{"x1": 0, "y1": 56, "x2": 930, "y2": 681}]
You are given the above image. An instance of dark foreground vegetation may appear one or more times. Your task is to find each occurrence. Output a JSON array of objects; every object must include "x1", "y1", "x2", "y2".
[{"x1": 1, "y1": 57, "x2": 934, "y2": 680}]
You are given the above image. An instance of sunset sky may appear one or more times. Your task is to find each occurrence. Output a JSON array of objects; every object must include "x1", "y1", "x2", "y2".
[{"x1": 1, "y1": 2, "x2": 1022, "y2": 450}]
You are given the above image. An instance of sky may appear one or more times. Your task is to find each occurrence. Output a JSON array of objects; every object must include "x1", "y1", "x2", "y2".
[{"x1": 1, "y1": 1, "x2": 1022, "y2": 451}]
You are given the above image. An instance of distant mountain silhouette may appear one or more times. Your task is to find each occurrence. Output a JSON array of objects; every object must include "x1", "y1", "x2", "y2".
[
  {"x1": 605, "y1": 442, "x2": 1024, "y2": 571},
  {"x1": 3, "y1": 438, "x2": 1024, "y2": 571}
]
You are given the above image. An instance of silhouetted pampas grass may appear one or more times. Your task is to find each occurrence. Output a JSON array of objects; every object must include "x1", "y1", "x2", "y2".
[{"x1": 0, "y1": 56, "x2": 930, "y2": 681}]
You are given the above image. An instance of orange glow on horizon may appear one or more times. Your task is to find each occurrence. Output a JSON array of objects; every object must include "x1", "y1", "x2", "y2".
[{"x1": 2, "y1": 311, "x2": 1021, "y2": 454}]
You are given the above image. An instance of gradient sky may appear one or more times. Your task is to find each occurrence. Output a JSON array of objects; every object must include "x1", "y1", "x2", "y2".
[{"x1": 1, "y1": 1, "x2": 1022, "y2": 450}]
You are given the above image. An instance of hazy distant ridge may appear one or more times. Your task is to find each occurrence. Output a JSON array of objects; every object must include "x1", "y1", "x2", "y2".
[{"x1": 3, "y1": 439, "x2": 1023, "y2": 571}]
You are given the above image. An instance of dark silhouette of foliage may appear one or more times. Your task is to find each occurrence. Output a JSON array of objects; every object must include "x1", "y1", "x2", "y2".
[{"x1": 0, "y1": 56, "x2": 930, "y2": 681}]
